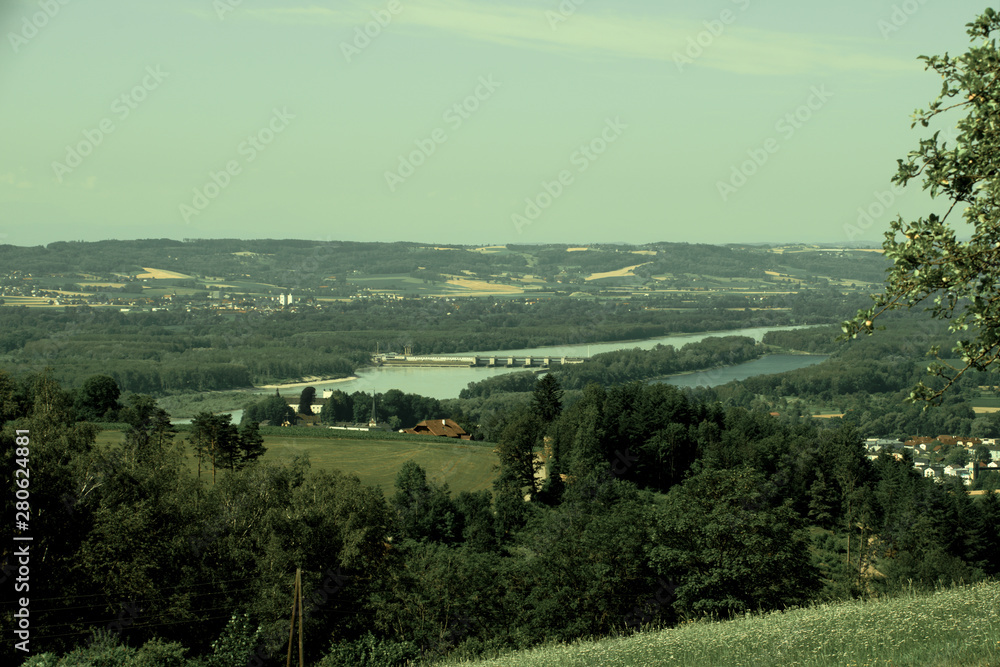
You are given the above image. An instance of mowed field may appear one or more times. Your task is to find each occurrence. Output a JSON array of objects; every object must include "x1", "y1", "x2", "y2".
[
  {"x1": 263, "y1": 435, "x2": 498, "y2": 494},
  {"x1": 1, "y1": 296, "x2": 59, "y2": 307},
  {"x1": 585, "y1": 263, "x2": 652, "y2": 281},
  {"x1": 96, "y1": 429, "x2": 498, "y2": 496},
  {"x1": 442, "y1": 278, "x2": 524, "y2": 296},
  {"x1": 136, "y1": 267, "x2": 193, "y2": 279}
]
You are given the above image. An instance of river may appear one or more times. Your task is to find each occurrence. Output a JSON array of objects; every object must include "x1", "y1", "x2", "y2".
[
  {"x1": 261, "y1": 324, "x2": 825, "y2": 401},
  {"x1": 172, "y1": 325, "x2": 827, "y2": 422},
  {"x1": 173, "y1": 351, "x2": 827, "y2": 423}
]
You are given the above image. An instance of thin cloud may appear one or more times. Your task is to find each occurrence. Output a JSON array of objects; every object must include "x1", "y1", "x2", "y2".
[{"x1": 244, "y1": 0, "x2": 917, "y2": 76}]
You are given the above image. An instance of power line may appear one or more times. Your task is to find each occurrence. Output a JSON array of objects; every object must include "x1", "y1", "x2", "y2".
[
  {"x1": 31, "y1": 602, "x2": 245, "y2": 632},
  {"x1": 29, "y1": 586, "x2": 255, "y2": 614},
  {"x1": 12, "y1": 575, "x2": 261, "y2": 604},
  {"x1": 31, "y1": 613, "x2": 236, "y2": 642}
]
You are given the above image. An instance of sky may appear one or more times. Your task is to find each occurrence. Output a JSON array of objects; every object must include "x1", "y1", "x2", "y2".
[{"x1": 0, "y1": 0, "x2": 989, "y2": 247}]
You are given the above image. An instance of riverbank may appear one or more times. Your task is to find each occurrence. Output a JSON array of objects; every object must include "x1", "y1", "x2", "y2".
[
  {"x1": 251, "y1": 375, "x2": 359, "y2": 391},
  {"x1": 156, "y1": 376, "x2": 358, "y2": 419}
]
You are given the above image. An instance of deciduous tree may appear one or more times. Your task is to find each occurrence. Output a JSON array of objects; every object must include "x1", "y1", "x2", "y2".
[
  {"x1": 322, "y1": 388, "x2": 354, "y2": 423},
  {"x1": 648, "y1": 467, "x2": 820, "y2": 620},
  {"x1": 845, "y1": 10, "x2": 1000, "y2": 403},
  {"x1": 74, "y1": 374, "x2": 122, "y2": 421},
  {"x1": 391, "y1": 460, "x2": 459, "y2": 543},
  {"x1": 243, "y1": 391, "x2": 295, "y2": 426}
]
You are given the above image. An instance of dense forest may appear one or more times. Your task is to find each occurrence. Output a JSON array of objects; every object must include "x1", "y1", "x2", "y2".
[
  {"x1": 3, "y1": 369, "x2": 997, "y2": 666},
  {"x1": 0, "y1": 292, "x2": 865, "y2": 395}
]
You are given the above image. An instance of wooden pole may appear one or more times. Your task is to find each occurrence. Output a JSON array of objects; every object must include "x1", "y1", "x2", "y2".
[
  {"x1": 297, "y1": 567, "x2": 304, "y2": 667},
  {"x1": 286, "y1": 569, "x2": 299, "y2": 667}
]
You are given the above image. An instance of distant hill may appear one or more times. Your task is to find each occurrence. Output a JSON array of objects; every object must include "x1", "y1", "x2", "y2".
[{"x1": 0, "y1": 238, "x2": 891, "y2": 286}]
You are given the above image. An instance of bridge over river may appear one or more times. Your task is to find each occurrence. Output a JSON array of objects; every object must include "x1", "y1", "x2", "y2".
[{"x1": 373, "y1": 354, "x2": 586, "y2": 368}]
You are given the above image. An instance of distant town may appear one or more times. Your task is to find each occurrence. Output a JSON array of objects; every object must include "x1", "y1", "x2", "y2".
[{"x1": 862, "y1": 436, "x2": 1000, "y2": 487}]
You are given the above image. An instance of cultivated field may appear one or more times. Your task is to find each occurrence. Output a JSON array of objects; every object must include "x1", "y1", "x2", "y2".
[
  {"x1": 135, "y1": 267, "x2": 193, "y2": 279},
  {"x1": 444, "y1": 278, "x2": 525, "y2": 296},
  {"x1": 450, "y1": 580, "x2": 1000, "y2": 667},
  {"x1": 585, "y1": 263, "x2": 652, "y2": 281}
]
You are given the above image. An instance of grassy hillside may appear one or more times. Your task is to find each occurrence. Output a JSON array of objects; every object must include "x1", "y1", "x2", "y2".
[
  {"x1": 95, "y1": 428, "x2": 498, "y2": 496},
  {"x1": 449, "y1": 580, "x2": 1000, "y2": 667}
]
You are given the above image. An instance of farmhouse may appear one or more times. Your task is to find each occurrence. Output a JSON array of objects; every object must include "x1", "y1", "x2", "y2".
[{"x1": 405, "y1": 419, "x2": 471, "y2": 440}]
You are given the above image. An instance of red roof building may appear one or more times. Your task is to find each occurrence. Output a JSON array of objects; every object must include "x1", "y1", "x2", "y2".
[{"x1": 405, "y1": 419, "x2": 471, "y2": 440}]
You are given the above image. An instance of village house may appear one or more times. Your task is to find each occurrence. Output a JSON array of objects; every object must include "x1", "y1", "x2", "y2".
[{"x1": 405, "y1": 419, "x2": 471, "y2": 440}]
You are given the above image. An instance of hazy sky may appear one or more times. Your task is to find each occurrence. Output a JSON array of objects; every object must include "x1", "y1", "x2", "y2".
[{"x1": 0, "y1": 0, "x2": 988, "y2": 247}]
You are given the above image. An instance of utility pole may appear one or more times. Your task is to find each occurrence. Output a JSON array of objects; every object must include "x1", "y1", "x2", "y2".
[
  {"x1": 286, "y1": 567, "x2": 304, "y2": 667},
  {"x1": 297, "y1": 567, "x2": 304, "y2": 667}
]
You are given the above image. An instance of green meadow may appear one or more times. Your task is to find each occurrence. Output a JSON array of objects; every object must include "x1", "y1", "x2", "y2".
[
  {"x1": 448, "y1": 580, "x2": 1000, "y2": 667},
  {"x1": 97, "y1": 428, "x2": 498, "y2": 496},
  {"x1": 259, "y1": 433, "x2": 497, "y2": 495}
]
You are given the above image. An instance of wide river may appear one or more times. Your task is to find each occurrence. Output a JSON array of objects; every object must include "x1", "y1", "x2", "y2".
[{"x1": 265, "y1": 324, "x2": 828, "y2": 401}]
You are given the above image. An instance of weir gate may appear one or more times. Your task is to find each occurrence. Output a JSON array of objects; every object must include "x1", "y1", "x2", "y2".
[{"x1": 372, "y1": 354, "x2": 587, "y2": 368}]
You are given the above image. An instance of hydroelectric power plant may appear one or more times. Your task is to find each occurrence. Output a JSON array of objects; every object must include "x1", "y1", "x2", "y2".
[{"x1": 372, "y1": 353, "x2": 587, "y2": 368}]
